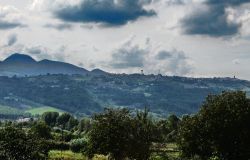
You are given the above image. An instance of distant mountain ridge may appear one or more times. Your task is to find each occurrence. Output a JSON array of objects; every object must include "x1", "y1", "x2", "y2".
[
  {"x1": 0, "y1": 53, "x2": 105, "y2": 77},
  {"x1": 1, "y1": 53, "x2": 250, "y2": 118}
]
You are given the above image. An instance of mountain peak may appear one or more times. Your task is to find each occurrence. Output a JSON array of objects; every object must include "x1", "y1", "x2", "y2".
[
  {"x1": 0, "y1": 53, "x2": 90, "y2": 77},
  {"x1": 91, "y1": 68, "x2": 108, "y2": 75},
  {"x1": 4, "y1": 53, "x2": 36, "y2": 63}
]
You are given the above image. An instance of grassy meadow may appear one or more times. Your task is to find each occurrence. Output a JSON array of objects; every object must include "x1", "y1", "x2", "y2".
[
  {"x1": 26, "y1": 106, "x2": 64, "y2": 116},
  {"x1": 48, "y1": 150, "x2": 107, "y2": 160}
]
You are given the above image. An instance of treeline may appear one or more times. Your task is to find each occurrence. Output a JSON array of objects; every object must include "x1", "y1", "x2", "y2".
[{"x1": 1, "y1": 91, "x2": 250, "y2": 160}]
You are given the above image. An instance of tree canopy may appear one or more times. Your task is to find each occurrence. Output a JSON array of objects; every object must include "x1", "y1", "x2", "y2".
[
  {"x1": 86, "y1": 108, "x2": 155, "y2": 160},
  {"x1": 178, "y1": 91, "x2": 250, "y2": 160}
]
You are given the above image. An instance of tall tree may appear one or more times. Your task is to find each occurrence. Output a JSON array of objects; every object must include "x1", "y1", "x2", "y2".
[
  {"x1": 86, "y1": 108, "x2": 155, "y2": 160},
  {"x1": 86, "y1": 108, "x2": 132, "y2": 160},
  {"x1": 178, "y1": 91, "x2": 250, "y2": 160},
  {"x1": 42, "y1": 112, "x2": 59, "y2": 126}
]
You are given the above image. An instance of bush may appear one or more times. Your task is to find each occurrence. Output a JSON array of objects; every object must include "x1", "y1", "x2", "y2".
[
  {"x1": 30, "y1": 121, "x2": 52, "y2": 139},
  {"x1": 46, "y1": 140, "x2": 70, "y2": 151},
  {"x1": 70, "y1": 138, "x2": 87, "y2": 153}
]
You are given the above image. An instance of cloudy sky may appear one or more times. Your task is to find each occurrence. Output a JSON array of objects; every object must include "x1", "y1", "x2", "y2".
[{"x1": 1, "y1": 0, "x2": 250, "y2": 79}]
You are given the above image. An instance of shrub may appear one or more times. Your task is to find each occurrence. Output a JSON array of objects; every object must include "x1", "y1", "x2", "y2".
[{"x1": 70, "y1": 138, "x2": 87, "y2": 153}]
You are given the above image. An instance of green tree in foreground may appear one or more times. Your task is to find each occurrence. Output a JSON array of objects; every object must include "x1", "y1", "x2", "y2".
[
  {"x1": 30, "y1": 121, "x2": 52, "y2": 139},
  {"x1": 86, "y1": 108, "x2": 131, "y2": 159},
  {"x1": 86, "y1": 108, "x2": 155, "y2": 160},
  {"x1": 128, "y1": 108, "x2": 156, "y2": 160},
  {"x1": 42, "y1": 112, "x2": 59, "y2": 127},
  {"x1": 178, "y1": 91, "x2": 250, "y2": 160},
  {"x1": 0, "y1": 126, "x2": 49, "y2": 160}
]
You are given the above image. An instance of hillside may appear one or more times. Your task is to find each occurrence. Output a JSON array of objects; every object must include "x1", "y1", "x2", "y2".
[
  {"x1": 0, "y1": 73, "x2": 250, "y2": 117},
  {"x1": 0, "y1": 53, "x2": 89, "y2": 76}
]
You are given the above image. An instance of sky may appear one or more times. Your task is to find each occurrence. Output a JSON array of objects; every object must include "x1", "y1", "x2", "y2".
[{"x1": 1, "y1": 0, "x2": 250, "y2": 80}]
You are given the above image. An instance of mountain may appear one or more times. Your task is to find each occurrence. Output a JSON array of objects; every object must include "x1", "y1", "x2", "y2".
[
  {"x1": 4, "y1": 53, "x2": 36, "y2": 63},
  {"x1": 91, "y1": 69, "x2": 109, "y2": 75},
  {"x1": 1, "y1": 53, "x2": 250, "y2": 118},
  {"x1": 0, "y1": 73, "x2": 250, "y2": 118},
  {"x1": 0, "y1": 53, "x2": 89, "y2": 76}
]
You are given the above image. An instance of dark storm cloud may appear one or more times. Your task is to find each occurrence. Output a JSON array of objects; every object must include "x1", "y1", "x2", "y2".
[
  {"x1": 181, "y1": 0, "x2": 250, "y2": 37},
  {"x1": 44, "y1": 23, "x2": 73, "y2": 30},
  {"x1": 53, "y1": 0, "x2": 156, "y2": 26},
  {"x1": 206, "y1": 0, "x2": 250, "y2": 6},
  {"x1": 0, "y1": 20, "x2": 25, "y2": 30},
  {"x1": 7, "y1": 34, "x2": 18, "y2": 46}
]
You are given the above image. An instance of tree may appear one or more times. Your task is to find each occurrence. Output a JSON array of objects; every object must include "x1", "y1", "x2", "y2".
[
  {"x1": 0, "y1": 126, "x2": 49, "y2": 160},
  {"x1": 178, "y1": 91, "x2": 250, "y2": 160},
  {"x1": 78, "y1": 118, "x2": 91, "y2": 133},
  {"x1": 86, "y1": 108, "x2": 155, "y2": 160},
  {"x1": 30, "y1": 121, "x2": 52, "y2": 139},
  {"x1": 57, "y1": 113, "x2": 71, "y2": 128},
  {"x1": 156, "y1": 114, "x2": 180, "y2": 142},
  {"x1": 167, "y1": 114, "x2": 180, "y2": 131},
  {"x1": 42, "y1": 112, "x2": 59, "y2": 126},
  {"x1": 66, "y1": 116, "x2": 79, "y2": 131},
  {"x1": 128, "y1": 108, "x2": 156, "y2": 160},
  {"x1": 86, "y1": 108, "x2": 132, "y2": 160}
]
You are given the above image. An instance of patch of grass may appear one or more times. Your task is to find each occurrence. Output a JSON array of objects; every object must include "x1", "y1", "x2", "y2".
[
  {"x1": 48, "y1": 150, "x2": 107, "y2": 160},
  {"x1": 49, "y1": 150, "x2": 86, "y2": 160},
  {"x1": 151, "y1": 143, "x2": 180, "y2": 159},
  {"x1": 26, "y1": 107, "x2": 64, "y2": 116}
]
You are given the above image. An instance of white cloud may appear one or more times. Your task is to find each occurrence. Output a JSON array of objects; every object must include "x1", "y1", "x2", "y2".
[
  {"x1": 1, "y1": 0, "x2": 250, "y2": 80},
  {"x1": 232, "y1": 58, "x2": 240, "y2": 65},
  {"x1": 0, "y1": 4, "x2": 26, "y2": 29},
  {"x1": 107, "y1": 36, "x2": 193, "y2": 76}
]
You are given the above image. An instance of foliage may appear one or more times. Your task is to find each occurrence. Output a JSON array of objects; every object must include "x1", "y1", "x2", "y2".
[
  {"x1": 46, "y1": 140, "x2": 70, "y2": 151},
  {"x1": 57, "y1": 113, "x2": 72, "y2": 126},
  {"x1": 86, "y1": 108, "x2": 156, "y2": 160},
  {"x1": 1, "y1": 74, "x2": 249, "y2": 117},
  {"x1": 30, "y1": 121, "x2": 52, "y2": 139},
  {"x1": 178, "y1": 91, "x2": 250, "y2": 160},
  {"x1": 48, "y1": 150, "x2": 87, "y2": 160},
  {"x1": 156, "y1": 115, "x2": 180, "y2": 142},
  {"x1": 0, "y1": 126, "x2": 49, "y2": 160},
  {"x1": 86, "y1": 108, "x2": 132, "y2": 159},
  {"x1": 70, "y1": 138, "x2": 87, "y2": 153},
  {"x1": 78, "y1": 118, "x2": 92, "y2": 133},
  {"x1": 48, "y1": 150, "x2": 107, "y2": 160},
  {"x1": 66, "y1": 116, "x2": 79, "y2": 130},
  {"x1": 128, "y1": 108, "x2": 156, "y2": 160},
  {"x1": 42, "y1": 111, "x2": 59, "y2": 126}
]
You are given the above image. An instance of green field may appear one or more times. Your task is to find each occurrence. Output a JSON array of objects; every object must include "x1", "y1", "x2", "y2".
[
  {"x1": 48, "y1": 143, "x2": 179, "y2": 160},
  {"x1": 0, "y1": 105, "x2": 64, "y2": 117},
  {"x1": 26, "y1": 107, "x2": 64, "y2": 115},
  {"x1": 48, "y1": 150, "x2": 107, "y2": 160},
  {"x1": 0, "y1": 105, "x2": 24, "y2": 115}
]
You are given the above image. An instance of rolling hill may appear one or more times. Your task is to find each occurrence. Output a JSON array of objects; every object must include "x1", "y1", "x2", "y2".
[
  {"x1": 0, "y1": 53, "x2": 90, "y2": 77},
  {"x1": 1, "y1": 53, "x2": 250, "y2": 118}
]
